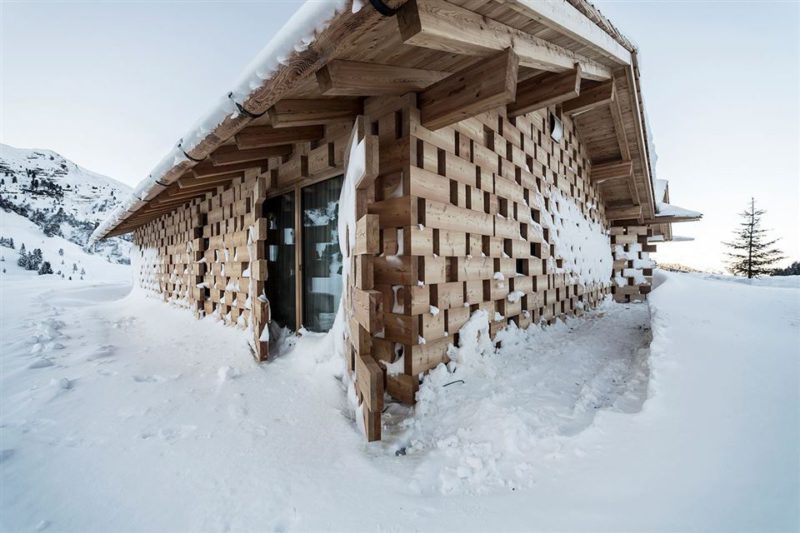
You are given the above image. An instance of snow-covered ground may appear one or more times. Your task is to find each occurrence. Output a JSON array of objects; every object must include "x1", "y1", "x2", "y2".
[{"x1": 1, "y1": 271, "x2": 798, "y2": 532}]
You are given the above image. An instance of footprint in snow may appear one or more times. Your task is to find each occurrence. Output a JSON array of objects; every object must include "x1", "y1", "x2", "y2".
[
  {"x1": 133, "y1": 375, "x2": 168, "y2": 383},
  {"x1": 86, "y1": 345, "x2": 115, "y2": 361},
  {"x1": 29, "y1": 358, "x2": 54, "y2": 369},
  {"x1": 217, "y1": 366, "x2": 240, "y2": 383},
  {"x1": 0, "y1": 449, "x2": 15, "y2": 463}
]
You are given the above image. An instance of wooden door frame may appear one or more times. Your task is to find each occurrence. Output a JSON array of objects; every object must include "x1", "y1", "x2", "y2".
[{"x1": 264, "y1": 172, "x2": 344, "y2": 332}]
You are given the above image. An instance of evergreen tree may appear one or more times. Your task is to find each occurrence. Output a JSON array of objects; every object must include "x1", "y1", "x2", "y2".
[
  {"x1": 17, "y1": 244, "x2": 28, "y2": 268},
  {"x1": 58, "y1": 248, "x2": 64, "y2": 256},
  {"x1": 30, "y1": 249, "x2": 44, "y2": 270},
  {"x1": 38, "y1": 261, "x2": 53, "y2": 275},
  {"x1": 723, "y1": 198, "x2": 784, "y2": 278},
  {"x1": 772, "y1": 261, "x2": 800, "y2": 276}
]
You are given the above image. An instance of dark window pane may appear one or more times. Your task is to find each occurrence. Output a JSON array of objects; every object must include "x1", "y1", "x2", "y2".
[{"x1": 263, "y1": 192, "x2": 296, "y2": 330}]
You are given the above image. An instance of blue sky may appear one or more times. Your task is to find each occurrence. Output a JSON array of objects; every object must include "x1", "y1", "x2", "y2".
[{"x1": 1, "y1": 0, "x2": 798, "y2": 271}]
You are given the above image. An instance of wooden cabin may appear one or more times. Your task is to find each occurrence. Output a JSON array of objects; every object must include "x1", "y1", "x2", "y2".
[{"x1": 92, "y1": 0, "x2": 700, "y2": 440}]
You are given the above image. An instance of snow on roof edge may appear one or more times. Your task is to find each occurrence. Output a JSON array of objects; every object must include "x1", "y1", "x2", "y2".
[
  {"x1": 90, "y1": 0, "x2": 355, "y2": 244},
  {"x1": 656, "y1": 203, "x2": 702, "y2": 220},
  {"x1": 91, "y1": 0, "x2": 654, "y2": 243}
]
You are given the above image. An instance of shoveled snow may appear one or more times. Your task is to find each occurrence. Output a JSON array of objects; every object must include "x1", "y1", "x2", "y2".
[{"x1": 1, "y1": 272, "x2": 797, "y2": 531}]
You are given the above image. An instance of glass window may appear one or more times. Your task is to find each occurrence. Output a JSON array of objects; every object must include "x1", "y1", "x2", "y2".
[
  {"x1": 263, "y1": 192, "x2": 296, "y2": 330},
  {"x1": 301, "y1": 175, "x2": 344, "y2": 332}
]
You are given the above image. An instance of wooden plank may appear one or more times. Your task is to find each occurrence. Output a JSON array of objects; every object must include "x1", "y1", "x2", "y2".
[
  {"x1": 643, "y1": 214, "x2": 702, "y2": 224},
  {"x1": 210, "y1": 145, "x2": 292, "y2": 166},
  {"x1": 355, "y1": 354, "x2": 384, "y2": 413},
  {"x1": 501, "y1": 0, "x2": 631, "y2": 65},
  {"x1": 235, "y1": 125, "x2": 324, "y2": 149},
  {"x1": 590, "y1": 160, "x2": 632, "y2": 183},
  {"x1": 267, "y1": 98, "x2": 361, "y2": 128},
  {"x1": 354, "y1": 214, "x2": 380, "y2": 255},
  {"x1": 192, "y1": 159, "x2": 268, "y2": 178},
  {"x1": 356, "y1": 135, "x2": 380, "y2": 190},
  {"x1": 178, "y1": 172, "x2": 241, "y2": 190},
  {"x1": 606, "y1": 204, "x2": 642, "y2": 220},
  {"x1": 397, "y1": 0, "x2": 612, "y2": 81},
  {"x1": 419, "y1": 49, "x2": 519, "y2": 130},
  {"x1": 508, "y1": 66, "x2": 581, "y2": 117},
  {"x1": 562, "y1": 80, "x2": 615, "y2": 116},
  {"x1": 353, "y1": 288, "x2": 384, "y2": 333},
  {"x1": 317, "y1": 59, "x2": 448, "y2": 96},
  {"x1": 609, "y1": 95, "x2": 631, "y2": 160},
  {"x1": 386, "y1": 374, "x2": 418, "y2": 405}
]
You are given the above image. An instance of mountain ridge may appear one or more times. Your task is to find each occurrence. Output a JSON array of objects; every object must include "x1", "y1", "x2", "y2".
[{"x1": 0, "y1": 143, "x2": 133, "y2": 266}]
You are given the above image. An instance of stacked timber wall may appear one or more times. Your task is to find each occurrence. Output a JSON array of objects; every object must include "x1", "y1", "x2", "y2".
[
  {"x1": 132, "y1": 123, "x2": 355, "y2": 361},
  {"x1": 131, "y1": 96, "x2": 638, "y2": 442},
  {"x1": 346, "y1": 95, "x2": 614, "y2": 439},
  {"x1": 132, "y1": 199, "x2": 204, "y2": 308},
  {"x1": 610, "y1": 225, "x2": 657, "y2": 302},
  {"x1": 132, "y1": 175, "x2": 270, "y2": 358}
]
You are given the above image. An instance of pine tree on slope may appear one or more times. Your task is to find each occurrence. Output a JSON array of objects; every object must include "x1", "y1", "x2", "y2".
[
  {"x1": 38, "y1": 261, "x2": 53, "y2": 275},
  {"x1": 723, "y1": 198, "x2": 784, "y2": 278},
  {"x1": 17, "y1": 244, "x2": 28, "y2": 269}
]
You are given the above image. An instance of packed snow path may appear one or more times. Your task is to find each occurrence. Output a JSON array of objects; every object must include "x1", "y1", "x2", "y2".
[{"x1": 1, "y1": 272, "x2": 798, "y2": 532}]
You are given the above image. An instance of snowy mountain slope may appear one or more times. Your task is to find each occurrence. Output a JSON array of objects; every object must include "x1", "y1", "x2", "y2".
[
  {"x1": 0, "y1": 143, "x2": 132, "y2": 264},
  {"x1": 0, "y1": 210, "x2": 130, "y2": 283}
]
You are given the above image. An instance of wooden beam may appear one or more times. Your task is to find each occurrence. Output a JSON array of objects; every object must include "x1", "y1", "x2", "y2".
[
  {"x1": 590, "y1": 160, "x2": 632, "y2": 183},
  {"x1": 419, "y1": 49, "x2": 519, "y2": 130},
  {"x1": 317, "y1": 60, "x2": 448, "y2": 96},
  {"x1": 267, "y1": 98, "x2": 361, "y2": 128},
  {"x1": 609, "y1": 94, "x2": 631, "y2": 161},
  {"x1": 235, "y1": 125, "x2": 325, "y2": 150},
  {"x1": 643, "y1": 214, "x2": 702, "y2": 224},
  {"x1": 606, "y1": 204, "x2": 642, "y2": 221},
  {"x1": 178, "y1": 173, "x2": 241, "y2": 190},
  {"x1": 397, "y1": 0, "x2": 612, "y2": 81},
  {"x1": 562, "y1": 79, "x2": 615, "y2": 115},
  {"x1": 191, "y1": 159, "x2": 268, "y2": 179},
  {"x1": 210, "y1": 145, "x2": 292, "y2": 166},
  {"x1": 508, "y1": 65, "x2": 581, "y2": 117},
  {"x1": 500, "y1": 0, "x2": 631, "y2": 65}
]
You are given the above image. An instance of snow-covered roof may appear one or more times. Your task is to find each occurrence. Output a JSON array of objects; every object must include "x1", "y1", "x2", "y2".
[
  {"x1": 90, "y1": 0, "x2": 356, "y2": 244},
  {"x1": 91, "y1": 0, "x2": 654, "y2": 243},
  {"x1": 654, "y1": 178, "x2": 668, "y2": 205}
]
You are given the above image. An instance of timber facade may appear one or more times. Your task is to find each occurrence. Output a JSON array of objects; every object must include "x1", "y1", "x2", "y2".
[{"x1": 97, "y1": 0, "x2": 700, "y2": 440}]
